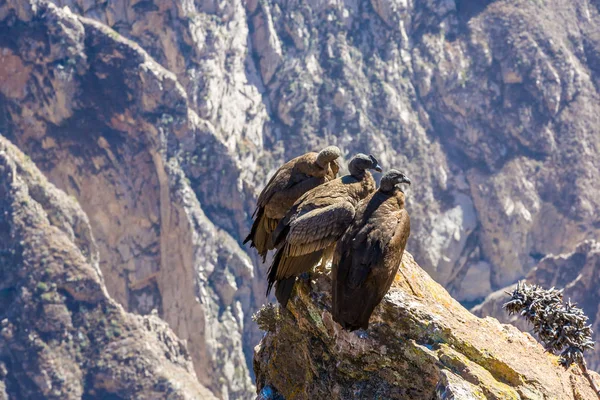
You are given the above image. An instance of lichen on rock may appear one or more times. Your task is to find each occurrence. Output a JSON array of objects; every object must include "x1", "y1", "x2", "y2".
[{"x1": 253, "y1": 253, "x2": 600, "y2": 399}]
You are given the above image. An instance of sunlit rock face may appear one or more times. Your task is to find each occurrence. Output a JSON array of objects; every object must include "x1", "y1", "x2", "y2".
[
  {"x1": 474, "y1": 240, "x2": 600, "y2": 371},
  {"x1": 253, "y1": 253, "x2": 599, "y2": 400},
  {"x1": 2, "y1": 0, "x2": 600, "y2": 396},
  {"x1": 0, "y1": 2, "x2": 255, "y2": 397}
]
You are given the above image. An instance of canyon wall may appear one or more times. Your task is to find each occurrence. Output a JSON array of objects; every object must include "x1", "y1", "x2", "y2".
[
  {"x1": 0, "y1": 136, "x2": 215, "y2": 399},
  {"x1": 2, "y1": 0, "x2": 600, "y2": 397}
]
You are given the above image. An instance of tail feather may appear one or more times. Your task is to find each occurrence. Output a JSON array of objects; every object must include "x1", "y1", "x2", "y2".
[
  {"x1": 318, "y1": 244, "x2": 336, "y2": 270},
  {"x1": 244, "y1": 208, "x2": 277, "y2": 261},
  {"x1": 276, "y1": 250, "x2": 323, "y2": 281},
  {"x1": 272, "y1": 219, "x2": 290, "y2": 248},
  {"x1": 274, "y1": 277, "x2": 296, "y2": 307},
  {"x1": 333, "y1": 289, "x2": 377, "y2": 331},
  {"x1": 341, "y1": 309, "x2": 371, "y2": 331},
  {"x1": 266, "y1": 247, "x2": 284, "y2": 297},
  {"x1": 264, "y1": 217, "x2": 278, "y2": 252},
  {"x1": 267, "y1": 247, "x2": 325, "y2": 307},
  {"x1": 333, "y1": 304, "x2": 369, "y2": 331}
]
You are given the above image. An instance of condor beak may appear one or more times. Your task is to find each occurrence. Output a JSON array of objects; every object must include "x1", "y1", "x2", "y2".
[
  {"x1": 401, "y1": 176, "x2": 411, "y2": 185},
  {"x1": 369, "y1": 154, "x2": 383, "y2": 172}
]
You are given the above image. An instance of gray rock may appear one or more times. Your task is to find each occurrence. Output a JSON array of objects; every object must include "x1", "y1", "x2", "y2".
[
  {"x1": 2, "y1": 0, "x2": 600, "y2": 394},
  {"x1": 0, "y1": 136, "x2": 215, "y2": 399},
  {"x1": 253, "y1": 252, "x2": 600, "y2": 399}
]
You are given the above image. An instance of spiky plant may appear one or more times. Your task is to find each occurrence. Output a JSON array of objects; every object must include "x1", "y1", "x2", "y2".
[{"x1": 504, "y1": 281, "x2": 599, "y2": 398}]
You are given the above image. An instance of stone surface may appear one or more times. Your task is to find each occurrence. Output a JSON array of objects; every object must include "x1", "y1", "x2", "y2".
[
  {"x1": 253, "y1": 253, "x2": 600, "y2": 399},
  {"x1": 2, "y1": 0, "x2": 600, "y2": 396},
  {"x1": 0, "y1": 1, "x2": 255, "y2": 397},
  {"x1": 40, "y1": 0, "x2": 600, "y2": 310},
  {"x1": 0, "y1": 136, "x2": 215, "y2": 399},
  {"x1": 474, "y1": 240, "x2": 600, "y2": 372}
]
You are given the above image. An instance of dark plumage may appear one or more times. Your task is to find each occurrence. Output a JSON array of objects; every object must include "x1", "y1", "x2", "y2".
[
  {"x1": 267, "y1": 154, "x2": 383, "y2": 307},
  {"x1": 244, "y1": 146, "x2": 342, "y2": 261},
  {"x1": 332, "y1": 169, "x2": 411, "y2": 331}
]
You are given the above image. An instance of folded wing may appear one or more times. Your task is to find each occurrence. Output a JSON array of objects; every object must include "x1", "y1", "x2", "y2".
[{"x1": 268, "y1": 201, "x2": 356, "y2": 305}]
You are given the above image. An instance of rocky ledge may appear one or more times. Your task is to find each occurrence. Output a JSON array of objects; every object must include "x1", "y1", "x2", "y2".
[
  {"x1": 474, "y1": 240, "x2": 600, "y2": 372},
  {"x1": 253, "y1": 253, "x2": 599, "y2": 400}
]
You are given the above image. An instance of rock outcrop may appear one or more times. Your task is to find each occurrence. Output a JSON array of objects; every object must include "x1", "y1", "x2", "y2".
[
  {"x1": 253, "y1": 253, "x2": 600, "y2": 399},
  {"x1": 0, "y1": 136, "x2": 215, "y2": 399},
  {"x1": 474, "y1": 240, "x2": 600, "y2": 372},
  {"x1": 3, "y1": 0, "x2": 600, "y2": 396}
]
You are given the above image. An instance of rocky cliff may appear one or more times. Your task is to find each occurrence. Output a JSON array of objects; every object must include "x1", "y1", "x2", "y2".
[
  {"x1": 253, "y1": 253, "x2": 600, "y2": 399},
  {"x1": 2, "y1": 0, "x2": 600, "y2": 397},
  {"x1": 37, "y1": 0, "x2": 600, "y2": 302},
  {"x1": 0, "y1": 1, "x2": 257, "y2": 397},
  {"x1": 474, "y1": 240, "x2": 600, "y2": 372},
  {"x1": 0, "y1": 136, "x2": 215, "y2": 399}
]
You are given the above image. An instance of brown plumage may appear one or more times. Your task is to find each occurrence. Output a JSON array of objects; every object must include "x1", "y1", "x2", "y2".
[
  {"x1": 332, "y1": 169, "x2": 412, "y2": 331},
  {"x1": 244, "y1": 146, "x2": 342, "y2": 261},
  {"x1": 267, "y1": 154, "x2": 383, "y2": 307}
]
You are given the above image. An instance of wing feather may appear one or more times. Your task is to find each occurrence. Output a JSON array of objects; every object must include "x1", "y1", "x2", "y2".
[
  {"x1": 275, "y1": 201, "x2": 356, "y2": 280},
  {"x1": 264, "y1": 176, "x2": 327, "y2": 219},
  {"x1": 383, "y1": 209, "x2": 410, "y2": 273},
  {"x1": 285, "y1": 201, "x2": 355, "y2": 256},
  {"x1": 257, "y1": 166, "x2": 292, "y2": 208}
]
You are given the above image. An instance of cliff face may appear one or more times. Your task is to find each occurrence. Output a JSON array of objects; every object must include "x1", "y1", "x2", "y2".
[
  {"x1": 28, "y1": 0, "x2": 600, "y2": 303},
  {"x1": 0, "y1": 1, "x2": 256, "y2": 397},
  {"x1": 243, "y1": 0, "x2": 600, "y2": 302},
  {"x1": 253, "y1": 253, "x2": 600, "y2": 400},
  {"x1": 0, "y1": 136, "x2": 215, "y2": 399},
  {"x1": 2, "y1": 0, "x2": 600, "y2": 397},
  {"x1": 474, "y1": 240, "x2": 600, "y2": 371}
]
